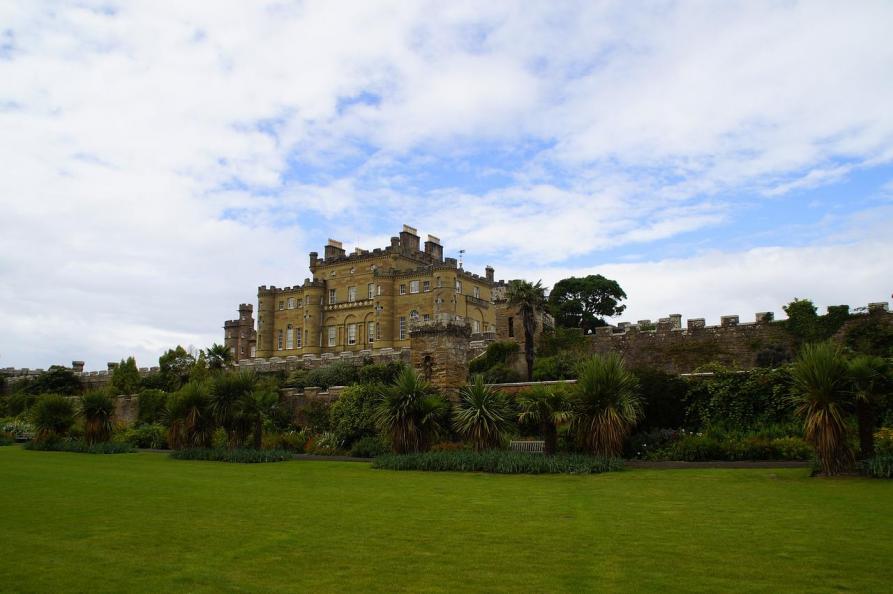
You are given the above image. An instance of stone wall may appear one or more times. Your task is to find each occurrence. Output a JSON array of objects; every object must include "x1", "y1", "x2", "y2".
[{"x1": 409, "y1": 321, "x2": 471, "y2": 393}]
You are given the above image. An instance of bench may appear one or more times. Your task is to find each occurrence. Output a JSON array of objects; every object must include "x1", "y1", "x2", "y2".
[{"x1": 509, "y1": 440, "x2": 545, "y2": 454}]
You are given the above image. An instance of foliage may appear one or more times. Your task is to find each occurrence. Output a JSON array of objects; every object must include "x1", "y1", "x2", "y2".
[
  {"x1": 506, "y1": 279, "x2": 546, "y2": 381},
  {"x1": 357, "y1": 361, "x2": 406, "y2": 385},
  {"x1": 683, "y1": 367, "x2": 794, "y2": 432},
  {"x1": 30, "y1": 394, "x2": 76, "y2": 440},
  {"x1": 24, "y1": 438, "x2": 135, "y2": 454},
  {"x1": 263, "y1": 430, "x2": 310, "y2": 452},
  {"x1": 165, "y1": 380, "x2": 215, "y2": 449},
  {"x1": 537, "y1": 326, "x2": 589, "y2": 357},
  {"x1": 80, "y1": 391, "x2": 115, "y2": 444},
  {"x1": 111, "y1": 357, "x2": 141, "y2": 395},
  {"x1": 209, "y1": 371, "x2": 257, "y2": 447},
  {"x1": 468, "y1": 341, "x2": 519, "y2": 374},
  {"x1": 287, "y1": 361, "x2": 359, "y2": 389},
  {"x1": 548, "y1": 274, "x2": 627, "y2": 333},
  {"x1": 863, "y1": 454, "x2": 893, "y2": 478},
  {"x1": 12, "y1": 366, "x2": 82, "y2": 396},
  {"x1": 372, "y1": 450, "x2": 623, "y2": 474},
  {"x1": 116, "y1": 423, "x2": 168, "y2": 449},
  {"x1": 303, "y1": 431, "x2": 346, "y2": 455},
  {"x1": 374, "y1": 367, "x2": 447, "y2": 453},
  {"x1": 5, "y1": 392, "x2": 36, "y2": 416},
  {"x1": 844, "y1": 316, "x2": 893, "y2": 357},
  {"x1": 571, "y1": 354, "x2": 642, "y2": 457},
  {"x1": 158, "y1": 346, "x2": 196, "y2": 391},
  {"x1": 480, "y1": 363, "x2": 522, "y2": 384},
  {"x1": 137, "y1": 389, "x2": 169, "y2": 424},
  {"x1": 169, "y1": 447, "x2": 292, "y2": 463},
  {"x1": 782, "y1": 298, "x2": 851, "y2": 345},
  {"x1": 790, "y1": 341, "x2": 854, "y2": 475},
  {"x1": 532, "y1": 352, "x2": 583, "y2": 381},
  {"x1": 329, "y1": 383, "x2": 380, "y2": 447},
  {"x1": 205, "y1": 343, "x2": 233, "y2": 371},
  {"x1": 349, "y1": 435, "x2": 390, "y2": 458},
  {"x1": 875, "y1": 428, "x2": 893, "y2": 456},
  {"x1": 631, "y1": 368, "x2": 689, "y2": 430},
  {"x1": 300, "y1": 399, "x2": 332, "y2": 433},
  {"x1": 453, "y1": 376, "x2": 515, "y2": 451},
  {"x1": 849, "y1": 354, "x2": 890, "y2": 458},
  {"x1": 516, "y1": 384, "x2": 574, "y2": 455}
]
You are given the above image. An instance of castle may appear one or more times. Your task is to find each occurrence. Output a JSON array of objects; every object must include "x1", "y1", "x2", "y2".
[{"x1": 225, "y1": 225, "x2": 544, "y2": 361}]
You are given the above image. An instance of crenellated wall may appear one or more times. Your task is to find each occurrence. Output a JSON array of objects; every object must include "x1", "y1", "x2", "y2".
[{"x1": 588, "y1": 302, "x2": 891, "y2": 373}]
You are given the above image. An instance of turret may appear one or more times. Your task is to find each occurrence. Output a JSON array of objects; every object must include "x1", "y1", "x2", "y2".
[
  {"x1": 256, "y1": 286, "x2": 277, "y2": 357},
  {"x1": 302, "y1": 279, "x2": 325, "y2": 354}
]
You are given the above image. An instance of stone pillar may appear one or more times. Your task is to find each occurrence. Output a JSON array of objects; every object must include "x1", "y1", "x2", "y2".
[
  {"x1": 71, "y1": 361, "x2": 85, "y2": 373},
  {"x1": 409, "y1": 322, "x2": 471, "y2": 396}
]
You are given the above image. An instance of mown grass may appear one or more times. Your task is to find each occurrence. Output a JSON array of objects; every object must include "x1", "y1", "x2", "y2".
[{"x1": 0, "y1": 446, "x2": 891, "y2": 593}]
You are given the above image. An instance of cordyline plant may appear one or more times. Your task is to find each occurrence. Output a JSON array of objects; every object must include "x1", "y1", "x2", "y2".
[
  {"x1": 453, "y1": 375, "x2": 515, "y2": 451},
  {"x1": 790, "y1": 342, "x2": 854, "y2": 475},
  {"x1": 571, "y1": 353, "x2": 642, "y2": 458},
  {"x1": 517, "y1": 384, "x2": 574, "y2": 455},
  {"x1": 165, "y1": 381, "x2": 216, "y2": 450},
  {"x1": 80, "y1": 391, "x2": 115, "y2": 445},
  {"x1": 374, "y1": 367, "x2": 447, "y2": 454}
]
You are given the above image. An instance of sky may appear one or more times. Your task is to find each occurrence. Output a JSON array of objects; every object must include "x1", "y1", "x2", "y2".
[{"x1": 1, "y1": 1, "x2": 892, "y2": 371}]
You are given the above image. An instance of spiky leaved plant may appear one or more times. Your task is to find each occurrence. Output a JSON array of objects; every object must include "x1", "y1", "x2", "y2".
[
  {"x1": 571, "y1": 353, "x2": 641, "y2": 458},
  {"x1": 30, "y1": 394, "x2": 76, "y2": 442},
  {"x1": 80, "y1": 391, "x2": 115, "y2": 445},
  {"x1": 374, "y1": 367, "x2": 447, "y2": 454},
  {"x1": 790, "y1": 342, "x2": 853, "y2": 475},
  {"x1": 517, "y1": 384, "x2": 574, "y2": 455},
  {"x1": 453, "y1": 375, "x2": 515, "y2": 451},
  {"x1": 166, "y1": 380, "x2": 215, "y2": 450},
  {"x1": 209, "y1": 371, "x2": 257, "y2": 447},
  {"x1": 848, "y1": 354, "x2": 889, "y2": 459},
  {"x1": 505, "y1": 279, "x2": 546, "y2": 381}
]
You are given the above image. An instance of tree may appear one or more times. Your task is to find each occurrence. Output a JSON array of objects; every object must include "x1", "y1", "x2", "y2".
[
  {"x1": 111, "y1": 357, "x2": 141, "y2": 395},
  {"x1": 374, "y1": 367, "x2": 447, "y2": 453},
  {"x1": 506, "y1": 279, "x2": 546, "y2": 382},
  {"x1": 206, "y1": 343, "x2": 233, "y2": 371},
  {"x1": 209, "y1": 371, "x2": 257, "y2": 447},
  {"x1": 790, "y1": 342, "x2": 853, "y2": 476},
  {"x1": 571, "y1": 354, "x2": 642, "y2": 458},
  {"x1": 80, "y1": 391, "x2": 115, "y2": 444},
  {"x1": 159, "y1": 346, "x2": 196, "y2": 391},
  {"x1": 517, "y1": 384, "x2": 574, "y2": 455},
  {"x1": 849, "y1": 354, "x2": 890, "y2": 459},
  {"x1": 548, "y1": 275, "x2": 627, "y2": 334},
  {"x1": 453, "y1": 376, "x2": 515, "y2": 451},
  {"x1": 18, "y1": 365, "x2": 82, "y2": 396},
  {"x1": 241, "y1": 379, "x2": 280, "y2": 449},
  {"x1": 165, "y1": 381, "x2": 215, "y2": 449}
]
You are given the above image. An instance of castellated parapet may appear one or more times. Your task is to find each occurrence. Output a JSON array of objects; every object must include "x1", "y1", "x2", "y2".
[{"x1": 589, "y1": 303, "x2": 891, "y2": 374}]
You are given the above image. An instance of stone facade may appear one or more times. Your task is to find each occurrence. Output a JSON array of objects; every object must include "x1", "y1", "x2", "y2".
[
  {"x1": 250, "y1": 225, "x2": 499, "y2": 359},
  {"x1": 491, "y1": 282, "x2": 554, "y2": 352},
  {"x1": 409, "y1": 321, "x2": 472, "y2": 393},
  {"x1": 224, "y1": 304, "x2": 257, "y2": 360}
]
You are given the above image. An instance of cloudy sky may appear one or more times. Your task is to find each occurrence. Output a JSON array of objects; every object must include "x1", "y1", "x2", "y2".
[{"x1": 2, "y1": 1, "x2": 892, "y2": 370}]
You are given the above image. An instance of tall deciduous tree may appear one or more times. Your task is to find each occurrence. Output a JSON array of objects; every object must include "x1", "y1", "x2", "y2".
[
  {"x1": 548, "y1": 275, "x2": 627, "y2": 334},
  {"x1": 111, "y1": 357, "x2": 141, "y2": 395},
  {"x1": 506, "y1": 279, "x2": 546, "y2": 382}
]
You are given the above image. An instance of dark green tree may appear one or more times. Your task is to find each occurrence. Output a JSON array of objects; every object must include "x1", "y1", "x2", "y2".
[
  {"x1": 159, "y1": 346, "x2": 196, "y2": 391},
  {"x1": 548, "y1": 275, "x2": 627, "y2": 334},
  {"x1": 506, "y1": 279, "x2": 546, "y2": 382},
  {"x1": 111, "y1": 357, "x2": 141, "y2": 395},
  {"x1": 206, "y1": 343, "x2": 233, "y2": 371}
]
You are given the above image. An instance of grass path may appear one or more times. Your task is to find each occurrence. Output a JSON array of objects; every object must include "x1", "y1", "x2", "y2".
[{"x1": 1, "y1": 446, "x2": 891, "y2": 593}]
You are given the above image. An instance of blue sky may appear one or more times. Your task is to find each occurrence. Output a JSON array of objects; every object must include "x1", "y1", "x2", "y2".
[{"x1": 1, "y1": 1, "x2": 892, "y2": 370}]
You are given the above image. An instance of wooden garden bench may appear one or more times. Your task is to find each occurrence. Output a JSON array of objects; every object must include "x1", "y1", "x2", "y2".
[{"x1": 509, "y1": 440, "x2": 545, "y2": 454}]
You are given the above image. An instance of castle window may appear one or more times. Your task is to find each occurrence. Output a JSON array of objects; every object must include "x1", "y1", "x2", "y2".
[
  {"x1": 287, "y1": 297, "x2": 296, "y2": 309},
  {"x1": 367, "y1": 283, "x2": 374, "y2": 299},
  {"x1": 471, "y1": 319, "x2": 481, "y2": 334},
  {"x1": 508, "y1": 317, "x2": 514, "y2": 338},
  {"x1": 348, "y1": 286, "x2": 357, "y2": 302},
  {"x1": 368, "y1": 321, "x2": 375, "y2": 343},
  {"x1": 328, "y1": 289, "x2": 337, "y2": 304},
  {"x1": 277, "y1": 330, "x2": 283, "y2": 350},
  {"x1": 306, "y1": 295, "x2": 312, "y2": 305},
  {"x1": 279, "y1": 301, "x2": 284, "y2": 310},
  {"x1": 296, "y1": 327, "x2": 302, "y2": 348},
  {"x1": 377, "y1": 284, "x2": 382, "y2": 296},
  {"x1": 347, "y1": 324, "x2": 357, "y2": 345},
  {"x1": 455, "y1": 280, "x2": 462, "y2": 294},
  {"x1": 473, "y1": 286, "x2": 480, "y2": 299},
  {"x1": 423, "y1": 280, "x2": 430, "y2": 292},
  {"x1": 286, "y1": 324, "x2": 294, "y2": 349},
  {"x1": 423, "y1": 313, "x2": 430, "y2": 322},
  {"x1": 399, "y1": 317, "x2": 406, "y2": 340},
  {"x1": 410, "y1": 310, "x2": 419, "y2": 322},
  {"x1": 399, "y1": 284, "x2": 406, "y2": 295},
  {"x1": 327, "y1": 326, "x2": 337, "y2": 347},
  {"x1": 250, "y1": 346, "x2": 256, "y2": 358},
  {"x1": 410, "y1": 280, "x2": 419, "y2": 294}
]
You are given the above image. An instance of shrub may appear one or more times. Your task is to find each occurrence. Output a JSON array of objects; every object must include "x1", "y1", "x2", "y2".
[
  {"x1": 430, "y1": 441, "x2": 468, "y2": 452},
  {"x1": 683, "y1": 367, "x2": 793, "y2": 432},
  {"x1": 263, "y1": 430, "x2": 309, "y2": 452},
  {"x1": 303, "y1": 432, "x2": 345, "y2": 455},
  {"x1": 169, "y1": 448, "x2": 292, "y2": 463},
  {"x1": 30, "y1": 395, "x2": 76, "y2": 440},
  {"x1": 357, "y1": 362, "x2": 405, "y2": 385},
  {"x1": 304, "y1": 362, "x2": 359, "y2": 389},
  {"x1": 537, "y1": 327, "x2": 588, "y2": 357},
  {"x1": 453, "y1": 376, "x2": 515, "y2": 451},
  {"x1": 666, "y1": 433, "x2": 726, "y2": 462},
  {"x1": 572, "y1": 354, "x2": 642, "y2": 457},
  {"x1": 468, "y1": 341, "x2": 520, "y2": 375},
  {"x1": 375, "y1": 368, "x2": 448, "y2": 453},
  {"x1": 137, "y1": 389, "x2": 169, "y2": 424},
  {"x1": 349, "y1": 435, "x2": 389, "y2": 458},
  {"x1": 300, "y1": 399, "x2": 332, "y2": 433},
  {"x1": 632, "y1": 368, "x2": 689, "y2": 431},
  {"x1": 80, "y1": 391, "x2": 115, "y2": 444},
  {"x1": 771, "y1": 436, "x2": 813, "y2": 460},
  {"x1": 111, "y1": 357, "x2": 141, "y2": 395},
  {"x1": 24, "y1": 438, "x2": 135, "y2": 454},
  {"x1": 863, "y1": 454, "x2": 893, "y2": 478},
  {"x1": 166, "y1": 381, "x2": 215, "y2": 449},
  {"x1": 329, "y1": 383, "x2": 379, "y2": 447},
  {"x1": 532, "y1": 352, "x2": 582, "y2": 381},
  {"x1": 372, "y1": 450, "x2": 623, "y2": 474},
  {"x1": 481, "y1": 364, "x2": 522, "y2": 384},
  {"x1": 875, "y1": 428, "x2": 893, "y2": 456},
  {"x1": 116, "y1": 423, "x2": 168, "y2": 449},
  {"x1": 0, "y1": 435, "x2": 13, "y2": 446},
  {"x1": 5, "y1": 393, "x2": 36, "y2": 417}
]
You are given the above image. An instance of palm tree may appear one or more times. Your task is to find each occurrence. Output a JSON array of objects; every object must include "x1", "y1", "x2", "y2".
[
  {"x1": 453, "y1": 375, "x2": 515, "y2": 451},
  {"x1": 80, "y1": 391, "x2": 115, "y2": 445},
  {"x1": 790, "y1": 342, "x2": 853, "y2": 475},
  {"x1": 506, "y1": 279, "x2": 546, "y2": 381},
  {"x1": 241, "y1": 380, "x2": 280, "y2": 449},
  {"x1": 166, "y1": 381, "x2": 216, "y2": 449},
  {"x1": 209, "y1": 371, "x2": 257, "y2": 447},
  {"x1": 206, "y1": 343, "x2": 234, "y2": 371},
  {"x1": 517, "y1": 384, "x2": 574, "y2": 455},
  {"x1": 848, "y1": 354, "x2": 888, "y2": 459},
  {"x1": 571, "y1": 354, "x2": 642, "y2": 458},
  {"x1": 374, "y1": 367, "x2": 447, "y2": 453}
]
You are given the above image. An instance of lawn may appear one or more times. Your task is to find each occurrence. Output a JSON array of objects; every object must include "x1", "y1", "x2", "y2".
[{"x1": 0, "y1": 447, "x2": 891, "y2": 593}]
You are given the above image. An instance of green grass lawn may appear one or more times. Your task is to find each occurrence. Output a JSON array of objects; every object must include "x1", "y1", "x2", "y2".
[{"x1": 1, "y1": 446, "x2": 891, "y2": 593}]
